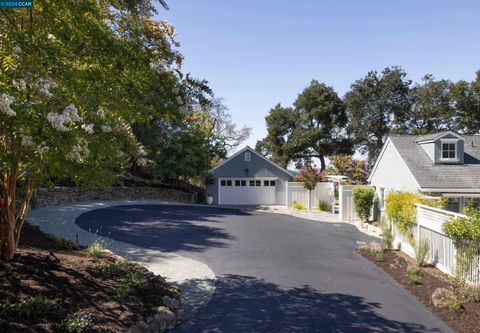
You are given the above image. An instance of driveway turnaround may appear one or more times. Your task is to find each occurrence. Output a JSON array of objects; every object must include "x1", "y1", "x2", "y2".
[
  {"x1": 27, "y1": 201, "x2": 216, "y2": 319},
  {"x1": 76, "y1": 204, "x2": 453, "y2": 333}
]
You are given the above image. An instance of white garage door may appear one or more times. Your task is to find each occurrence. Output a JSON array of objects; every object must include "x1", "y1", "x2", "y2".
[{"x1": 218, "y1": 178, "x2": 277, "y2": 205}]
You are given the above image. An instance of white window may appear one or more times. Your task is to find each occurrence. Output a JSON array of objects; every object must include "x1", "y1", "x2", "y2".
[
  {"x1": 245, "y1": 152, "x2": 251, "y2": 162},
  {"x1": 441, "y1": 140, "x2": 457, "y2": 160}
]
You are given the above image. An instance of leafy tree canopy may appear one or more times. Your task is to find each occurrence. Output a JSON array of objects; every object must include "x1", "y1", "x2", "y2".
[
  {"x1": 327, "y1": 155, "x2": 368, "y2": 185},
  {"x1": 134, "y1": 98, "x2": 250, "y2": 181},
  {"x1": 0, "y1": 0, "x2": 208, "y2": 259},
  {"x1": 345, "y1": 66, "x2": 411, "y2": 165},
  {"x1": 257, "y1": 80, "x2": 353, "y2": 171}
]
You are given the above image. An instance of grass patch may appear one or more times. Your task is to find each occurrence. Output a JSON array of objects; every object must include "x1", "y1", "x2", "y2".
[
  {"x1": 3, "y1": 295, "x2": 54, "y2": 320},
  {"x1": 50, "y1": 235, "x2": 79, "y2": 250},
  {"x1": 116, "y1": 271, "x2": 146, "y2": 300},
  {"x1": 88, "y1": 240, "x2": 105, "y2": 258},
  {"x1": 95, "y1": 258, "x2": 130, "y2": 277},
  {"x1": 406, "y1": 266, "x2": 422, "y2": 285}
]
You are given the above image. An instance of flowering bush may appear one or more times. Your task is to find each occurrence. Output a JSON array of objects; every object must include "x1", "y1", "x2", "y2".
[
  {"x1": 0, "y1": 0, "x2": 197, "y2": 259},
  {"x1": 385, "y1": 191, "x2": 444, "y2": 243},
  {"x1": 296, "y1": 161, "x2": 323, "y2": 191}
]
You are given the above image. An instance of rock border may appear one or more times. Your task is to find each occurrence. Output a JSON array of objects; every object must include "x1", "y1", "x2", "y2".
[{"x1": 27, "y1": 200, "x2": 217, "y2": 327}]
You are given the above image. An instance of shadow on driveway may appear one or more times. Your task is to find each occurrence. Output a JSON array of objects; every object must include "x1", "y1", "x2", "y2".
[
  {"x1": 175, "y1": 275, "x2": 442, "y2": 333},
  {"x1": 75, "y1": 205, "x2": 244, "y2": 253}
]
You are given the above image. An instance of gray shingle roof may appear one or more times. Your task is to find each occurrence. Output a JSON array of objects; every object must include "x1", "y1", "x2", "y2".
[{"x1": 390, "y1": 135, "x2": 480, "y2": 190}]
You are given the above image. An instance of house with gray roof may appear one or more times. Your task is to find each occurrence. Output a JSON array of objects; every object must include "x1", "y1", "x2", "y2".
[
  {"x1": 368, "y1": 131, "x2": 480, "y2": 212},
  {"x1": 206, "y1": 146, "x2": 294, "y2": 205}
]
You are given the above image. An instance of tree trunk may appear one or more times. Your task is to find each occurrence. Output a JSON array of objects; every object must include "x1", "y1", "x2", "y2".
[
  {"x1": 0, "y1": 172, "x2": 33, "y2": 260},
  {"x1": 319, "y1": 155, "x2": 326, "y2": 172}
]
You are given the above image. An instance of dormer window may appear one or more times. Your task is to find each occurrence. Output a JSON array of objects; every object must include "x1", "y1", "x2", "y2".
[
  {"x1": 441, "y1": 140, "x2": 457, "y2": 160},
  {"x1": 244, "y1": 152, "x2": 251, "y2": 162}
]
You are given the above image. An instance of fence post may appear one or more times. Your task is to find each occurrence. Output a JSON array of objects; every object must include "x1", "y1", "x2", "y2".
[
  {"x1": 331, "y1": 182, "x2": 335, "y2": 214},
  {"x1": 416, "y1": 205, "x2": 421, "y2": 245},
  {"x1": 338, "y1": 185, "x2": 343, "y2": 221},
  {"x1": 286, "y1": 181, "x2": 289, "y2": 207}
]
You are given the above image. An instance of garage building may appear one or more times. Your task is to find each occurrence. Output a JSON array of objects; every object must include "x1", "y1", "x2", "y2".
[{"x1": 206, "y1": 146, "x2": 294, "y2": 205}]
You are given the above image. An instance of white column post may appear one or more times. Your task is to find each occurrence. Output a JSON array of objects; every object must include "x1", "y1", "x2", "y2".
[{"x1": 286, "y1": 181, "x2": 289, "y2": 207}]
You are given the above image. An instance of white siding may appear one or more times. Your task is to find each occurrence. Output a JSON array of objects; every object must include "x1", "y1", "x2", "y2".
[
  {"x1": 419, "y1": 142, "x2": 435, "y2": 161},
  {"x1": 369, "y1": 140, "x2": 419, "y2": 193}
]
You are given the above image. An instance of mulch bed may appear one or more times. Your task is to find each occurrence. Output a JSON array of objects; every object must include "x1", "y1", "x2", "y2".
[
  {"x1": 0, "y1": 223, "x2": 180, "y2": 333},
  {"x1": 359, "y1": 248, "x2": 480, "y2": 333}
]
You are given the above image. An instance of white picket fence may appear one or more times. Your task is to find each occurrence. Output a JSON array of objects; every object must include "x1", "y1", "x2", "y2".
[
  {"x1": 388, "y1": 204, "x2": 480, "y2": 285},
  {"x1": 286, "y1": 182, "x2": 335, "y2": 212}
]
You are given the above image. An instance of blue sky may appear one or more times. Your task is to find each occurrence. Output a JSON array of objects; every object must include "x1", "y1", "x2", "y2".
[{"x1": 159, "y1": 0, "x2": 480, "y2": 152}]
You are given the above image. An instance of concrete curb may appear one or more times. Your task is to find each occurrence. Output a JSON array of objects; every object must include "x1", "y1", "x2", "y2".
[{"x1": 27, "y1": 200, "x2": 217, "y2": 320}]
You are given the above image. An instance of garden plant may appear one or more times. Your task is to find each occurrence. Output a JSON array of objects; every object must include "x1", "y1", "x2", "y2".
[{"x1": 352, "y1": 186, "x2": 374, "y2": 222}]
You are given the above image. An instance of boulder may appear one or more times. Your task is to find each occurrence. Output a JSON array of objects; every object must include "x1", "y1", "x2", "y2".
[
  {"x1": 153, "y1": 313, "x2": 168, "y2": 331},
  {"x1": 369, "y1": 241, "x2": 383, "y2": 252},
  {"x1": 162, "y1": 296, "x2": 181, "y2": 311},
  {"x1": 432, "y1": 288, "x2": 455, "y2": 308},
  {"x1": 157, "y1": 306, "x2": 176, "y2": 321}
]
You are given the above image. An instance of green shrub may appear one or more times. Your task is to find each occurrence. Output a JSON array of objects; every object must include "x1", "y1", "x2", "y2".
[
  {"x1": 406, "y1": 267, "x2": 422, "y2": 285},
  {"x1": 204, "y1": 172, "x2": 215, "y2": 186},
  {"x1": 385, "y1": 192, "x2": 419, "y2": 241},
  {"x1": 443, "y1": 206, "x2": 480, "y2": 284},
  {"x1": 62, "y1": 310, "x2": 93, "y2": 333},
  {"x1": 460, "y1": 286, "x2": 480, "y2": 303},
  {"x1": 116, "y1": 271, "x2": 146, "y2": 300},
  {"x1": 50, "y1": 235, "x2": 79, "y2": 250},
  {"x1": 9, "y1": 295, "x2": 53, "y2": 320},
  {"x1": 373, "y1": 250, "x2": 384, "y2": 262},
  {"x1": 380, "y1": 219, "x2": 393, "y2": 250},
  {"x1": 352, "y1": 186, "x2": 374, "y2": 222},
  {"x1": 88, "y1": 240, "x2": 105, "y2": 258},
  {"x1": 292, "y1": 201, "x2": 306, "y2": 211},
  {"x1": 317, "y1": 201, "x2": 329, "y2": 212},
  {"x1": 385, "y1": 192, "x2": 445, "y2": 243},
  {"x1": 369, "y1": 242, "x2": 384, "y2": 262},
  {"x1": 96, "y1": 258, "x2": 130, "y2": 277},
  {"x1": 414, "y1": 237, "x2": 430, "y2": 267},
  {"x1": 446, "y1": 297, "x2": 463, "y2": 312}
]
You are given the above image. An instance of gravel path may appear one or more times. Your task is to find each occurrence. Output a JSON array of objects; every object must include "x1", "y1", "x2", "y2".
[{"x1": 27, "y1": 200, "x2": 216, "y2": 319}]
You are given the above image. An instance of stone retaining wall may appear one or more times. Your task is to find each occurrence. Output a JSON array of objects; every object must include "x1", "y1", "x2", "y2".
[{"x1": 33, "y1": 186, "x2": 195, "y2": 208}]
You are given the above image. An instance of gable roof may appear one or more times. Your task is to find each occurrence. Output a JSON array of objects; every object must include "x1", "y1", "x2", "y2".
[
  {"x1": 388, "y1": 135, "x2": 480, "y2": 191},
  {"x1": 415, "y1": 131, "x2": 465, "y2": 144},
  {"x1": 210, "y1": 146, "x2": 295, "y2": 178}
]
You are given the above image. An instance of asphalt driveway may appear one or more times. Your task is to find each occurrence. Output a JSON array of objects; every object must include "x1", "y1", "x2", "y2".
[{"x1": 76, "y1": 205, "x2": 453, "y2": 333}]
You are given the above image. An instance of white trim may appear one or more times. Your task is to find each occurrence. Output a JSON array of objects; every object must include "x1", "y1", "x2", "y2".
[
  {"x1": 210, "y1": 146, "x2": 294, "y2": 178},
  {"x1": 415, "y1": 203, "x2": 466, "y2": 218},
  {"x1": 442, "y1": 193, "x2": 480, "y2": 198},
  {"x1": 439, "y1": 138, "x2": 459, "y2": 162},
  {"x1": 420, "y1": 188, "x2": 480, "y2": 193}
]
